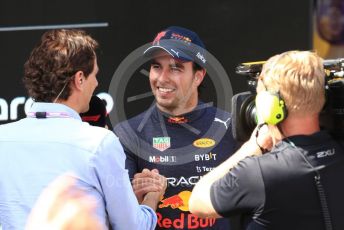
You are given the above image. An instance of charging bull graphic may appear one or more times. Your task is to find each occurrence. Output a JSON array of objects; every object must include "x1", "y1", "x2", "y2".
[{"x1": 159, "y1": 191, "x2": 191, "y2": 212}]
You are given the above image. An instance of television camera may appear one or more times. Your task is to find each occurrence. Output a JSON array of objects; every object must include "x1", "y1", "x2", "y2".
[{"x1": 231, "y1": 58, "x2": 344, "y2": 142}]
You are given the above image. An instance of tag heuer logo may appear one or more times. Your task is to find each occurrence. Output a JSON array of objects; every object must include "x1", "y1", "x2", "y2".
[{"x1": 153, "y1": 137, "x2": 171, "y2": 151}]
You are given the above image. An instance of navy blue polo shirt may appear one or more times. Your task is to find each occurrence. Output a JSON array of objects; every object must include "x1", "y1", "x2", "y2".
[{"x1": 115, "y1": 102, "x2": 238, "y2": 229}]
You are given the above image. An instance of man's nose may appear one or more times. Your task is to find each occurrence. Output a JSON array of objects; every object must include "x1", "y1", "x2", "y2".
[{"x1": 158, "y1": 68, "x2": 170, "y2": 82}]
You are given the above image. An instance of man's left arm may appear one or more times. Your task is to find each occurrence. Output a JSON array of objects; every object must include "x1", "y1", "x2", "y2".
[
  {"x1": 189, "y1": 124, "x2": 271, "y2": 217},
  {"x1": 189, "y1": 140, "x2": 262, "y2": 218}
]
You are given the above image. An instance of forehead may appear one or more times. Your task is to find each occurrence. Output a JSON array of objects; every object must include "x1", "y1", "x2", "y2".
[{"x1": 152, "y1": 50, "x2": 192, "y2": 66}]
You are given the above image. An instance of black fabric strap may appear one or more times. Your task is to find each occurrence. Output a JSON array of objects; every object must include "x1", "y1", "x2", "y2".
[
  {"x1": 255, "y1": 123, "x2": 268, "y2": 153},
  {"x1": 288, "y1": 139, "x2": 333, "y2": 230},
  {"x1": 35, "y1": 112, "x2": 47, "y2": 119}
]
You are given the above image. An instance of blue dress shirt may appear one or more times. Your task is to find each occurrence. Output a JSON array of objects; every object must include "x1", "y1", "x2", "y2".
[{"x1": 0, "y1": 102, "x2": 157, "y2": 230}]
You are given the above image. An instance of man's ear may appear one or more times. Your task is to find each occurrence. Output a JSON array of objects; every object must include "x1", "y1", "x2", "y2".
[
  {"x1": 194, "y1": 69, "x2": 206, "y2": 86},
  {"x1": 73, "y1": 71, "x2": 85, "y2": 90}
]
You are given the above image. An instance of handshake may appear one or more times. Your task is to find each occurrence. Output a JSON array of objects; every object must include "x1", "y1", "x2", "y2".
[
  {"x1": 25, "y1": 170, "x2": 167, "y2": 230},
  {"x1": 132, "y1": 168, "x2": 167, "y2": 209}
]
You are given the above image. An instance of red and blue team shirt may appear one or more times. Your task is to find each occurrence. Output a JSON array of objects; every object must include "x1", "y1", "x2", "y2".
[{"x1": 114, "y1": 102, "x2": 239, "y2": 230}]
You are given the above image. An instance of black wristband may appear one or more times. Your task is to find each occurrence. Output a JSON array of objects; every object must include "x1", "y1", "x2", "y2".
[{"x1": 255, "y1": 123, "x2": 268, "y2": 153}]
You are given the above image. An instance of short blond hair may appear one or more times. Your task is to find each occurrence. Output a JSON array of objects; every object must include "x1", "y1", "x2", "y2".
[{"x1": 259, "y1": 50, "x2": 325, "y2": 116}]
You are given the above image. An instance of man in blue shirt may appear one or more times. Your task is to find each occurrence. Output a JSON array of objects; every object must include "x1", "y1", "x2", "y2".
[{"x1": 0, "y1": 29, "x2": 165, "y2": 230}]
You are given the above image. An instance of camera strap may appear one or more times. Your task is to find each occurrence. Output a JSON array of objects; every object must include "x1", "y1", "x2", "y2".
[
  {"x1": 314, "y1": 174, "x2": 333, "y2": 230},
  {"x1": 287, "y1": 139, "x2": 333, "y2": 230}
]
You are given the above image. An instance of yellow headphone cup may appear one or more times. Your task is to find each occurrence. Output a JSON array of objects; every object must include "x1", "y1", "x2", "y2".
[{"x1": 255, "y1": 91, "x2": 286, "y2": 125}]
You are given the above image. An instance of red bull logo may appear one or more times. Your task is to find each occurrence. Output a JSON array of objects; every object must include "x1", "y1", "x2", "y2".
[
  {"x1": 159, "y1": 191, "x2": 191, "y2": 211},
  {"x1": 157, "y1": 191, "x2": 217, "y2": 228},
  {"x1": 153, "y1": 31, "x2": 167, "y2": 45},
  {"x1": 167, "y1": 116, "x2": 188, "y2": 124},
  {"x1": 157, "y1": 213, "x2": 216, "y2": 229},
  {"x1": 157, "y1": 191, "x2": 216, "y2": 229},
  {"x1": 159, "y1": 195, "x2": 184, "y2": 209}
]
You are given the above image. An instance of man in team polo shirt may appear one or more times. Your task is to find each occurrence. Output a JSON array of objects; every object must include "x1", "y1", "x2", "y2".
[{"x1": 114, "y1": 26, "x2": 238, "y2": 229}]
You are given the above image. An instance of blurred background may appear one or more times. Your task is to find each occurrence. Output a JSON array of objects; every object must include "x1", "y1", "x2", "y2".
[{"x1": 0, "y1": 0, "x2": 341, "y2": 128}]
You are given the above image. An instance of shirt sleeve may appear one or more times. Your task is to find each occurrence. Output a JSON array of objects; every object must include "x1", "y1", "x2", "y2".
[
  {"x1": 123, "y1": 145, "x2": 139, "y2": 179},
  {"x1": 91, "y1": 132, "x2": 157, "y2": 230},
  {"x1": 113, "y1": 123, "x2": 139, "y2": 179},
  {"x1": 210, "y1": 157, "x2": 265, "y2": 217}
]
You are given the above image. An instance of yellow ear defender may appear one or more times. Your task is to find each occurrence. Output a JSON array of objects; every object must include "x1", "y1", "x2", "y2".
[{"x1": 255, "y1": 91, "x2": 287, "y2": 125}]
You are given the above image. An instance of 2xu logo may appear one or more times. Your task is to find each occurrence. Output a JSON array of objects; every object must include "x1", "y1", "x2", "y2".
[
  {"x1": 316, "y1": 148, "x2": 335, "y2": 158},
  {"x1": 0, "y1": 92, "x2": 114, "y2": 122}
]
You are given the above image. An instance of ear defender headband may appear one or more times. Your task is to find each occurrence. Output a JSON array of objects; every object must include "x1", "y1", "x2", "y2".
[{"x1": 255, "y1": 81, "x2": 288, "y2": 125}]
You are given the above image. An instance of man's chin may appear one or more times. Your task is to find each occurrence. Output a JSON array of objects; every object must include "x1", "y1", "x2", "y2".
[
  {"x1": 156, "y1": 100, "x2": 176, "y2": 110},
  {"x1": 80, "y1": 105, "x2": 90, "y2": 114}
]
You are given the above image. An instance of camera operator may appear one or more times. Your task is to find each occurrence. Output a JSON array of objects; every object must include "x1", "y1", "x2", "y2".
[{"x1": 189, "y1": 50, "x2": 344, "y2": 229}]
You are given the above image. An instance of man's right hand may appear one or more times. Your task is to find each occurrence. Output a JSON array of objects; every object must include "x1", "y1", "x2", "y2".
[{"x1": 132, "y1": 168, "x2": 167, "y2": 205}]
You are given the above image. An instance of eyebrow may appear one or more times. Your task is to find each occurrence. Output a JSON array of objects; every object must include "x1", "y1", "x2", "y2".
[
  {"x1": 170, "y1": 62, "x2": 185, "y2": 69},
  {"x1": 150, "y1": 60, "x2": 159, "y2": 66},
  {"x1": 150, "y1": 60, "x2": 185, "y2": 69}
]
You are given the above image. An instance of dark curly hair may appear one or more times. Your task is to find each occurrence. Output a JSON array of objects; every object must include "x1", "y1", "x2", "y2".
[{"x1": 23, "y1": 29, "x2": 98, "y2": 102}]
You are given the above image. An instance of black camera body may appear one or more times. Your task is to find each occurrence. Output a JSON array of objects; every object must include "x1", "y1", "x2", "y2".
[{"x1": 231, "y1": 59, "x2": 344, "y2": 142}]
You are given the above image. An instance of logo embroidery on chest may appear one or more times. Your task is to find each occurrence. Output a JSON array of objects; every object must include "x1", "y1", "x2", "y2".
[
  {"x1": 153, "y1": 137, "x2": 171, "y2": 151},
  {"x1": 193, "y1": 138, "x2": 216, "y2": 148},
  {"x1": 167, "y1": 116, "x2": 188, "y2": 124}
]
